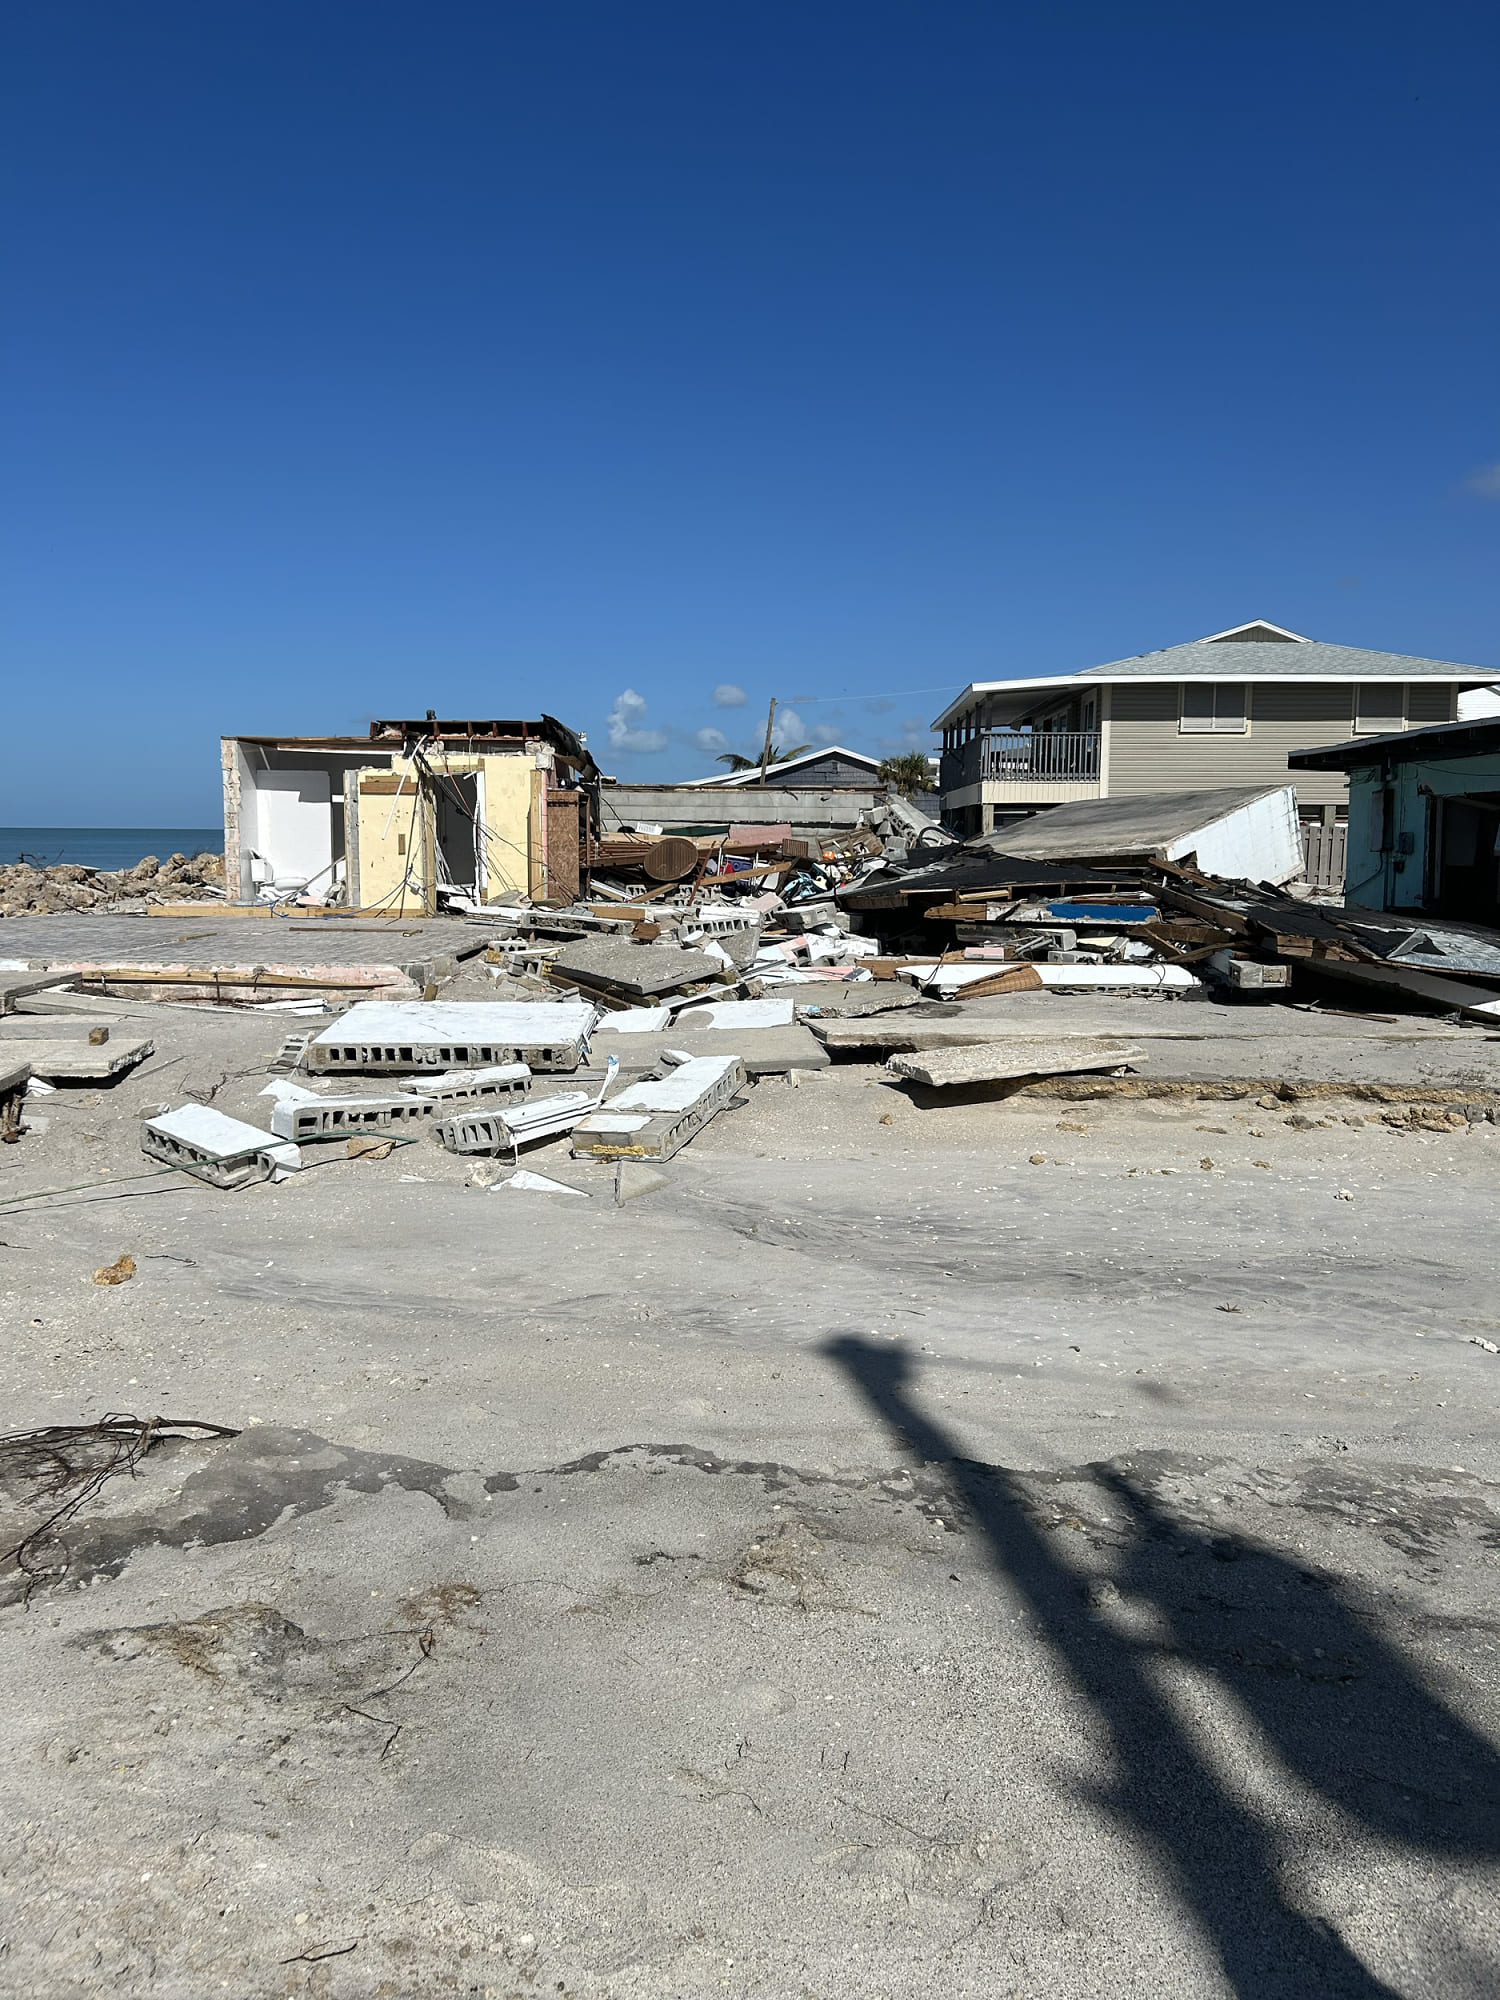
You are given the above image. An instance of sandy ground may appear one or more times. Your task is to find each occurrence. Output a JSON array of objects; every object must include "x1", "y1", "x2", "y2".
[{"x1": 1, "y1": 992, "x2": 1498, "y2": 1999}]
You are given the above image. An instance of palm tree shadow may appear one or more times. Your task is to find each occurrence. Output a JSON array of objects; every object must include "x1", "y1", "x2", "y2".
[{"x1": 824, "y1": 1335, "x2": 1497, "y2": 1998}]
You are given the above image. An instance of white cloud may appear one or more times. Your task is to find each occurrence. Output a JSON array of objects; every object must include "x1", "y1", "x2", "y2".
[
  {"x1": 811, "y1": 723, "x2": 842, "y2": 745},
  {"x1": 605, "y1": 688, "x2": 668, "y2": 754},
  {"x1": 1466, "y1": 462, "x2": 1500, "y2": 500},
  {"x1": 693, "y1": 726, "x2": 729, "y2": 753},
  {"x1": 777, "y1": 708, "x2": 806, "y2": 746},
  {"x1": 713, "y1": 683, "x2": 747, "y2": 707}
]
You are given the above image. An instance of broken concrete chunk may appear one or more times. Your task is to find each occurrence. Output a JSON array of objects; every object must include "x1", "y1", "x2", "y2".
[
  {"x1": 551, "y1": 938, "x2": 722, "y2": 998},
  {"x1": 675, "y1": 998, "x2": 794, "y2": 1031},
  {"x1": 436, "y1": 1058, "x2": 618, "y2": 1156},
  {"x1": 887, "y1": 1040, "x2": 1145, "y2": 1088},
  {"x1": 499, "y1": 1170, "x2": 590, "y2": 1197},
  {"x1": 403, "y1": 1063, "x2": 532, "y2": 1104},
  {"x1": 571, "y1": 1054, "x2": 746, "y2": 1161},
  {"x1": 601, "y1": 1006, "x2": 674, "y2": 1033},
  {"x1": 590, "y1": 1021, "x2": 829, "y2": 1077}
]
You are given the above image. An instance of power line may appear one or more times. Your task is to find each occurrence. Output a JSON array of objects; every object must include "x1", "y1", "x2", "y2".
[{"x1": 779, "y1": 681, "x2": 963, "y2": 707}]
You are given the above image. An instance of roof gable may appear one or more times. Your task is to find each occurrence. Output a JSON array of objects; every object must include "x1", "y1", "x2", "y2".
[{"x1": 1201, "y1": 619, "x2": 1307, "y2": 643}]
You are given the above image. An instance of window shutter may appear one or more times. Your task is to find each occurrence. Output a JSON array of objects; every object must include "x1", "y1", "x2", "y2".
[
  {"x1": 1180, "y1": 685, "x2": 1216, "y2": 732},
  {"x1": 1180, "y1": 683, "x2": 1247, "y2": 733},
  {"x1": 1211, "y1": 683, "x2": 1246, "y2": 731},
  {"x1": 1355, "y1": 683, "x2": 1404, "y2": 734}
]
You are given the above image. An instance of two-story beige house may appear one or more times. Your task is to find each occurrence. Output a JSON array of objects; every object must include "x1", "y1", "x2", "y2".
[{"x1": 935, "y1": 620, "x2": 1497, "y2": 838}]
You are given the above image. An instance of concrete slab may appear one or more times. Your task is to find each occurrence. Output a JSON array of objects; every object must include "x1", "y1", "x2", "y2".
[
  {"x1": 601, "y1": 1006, "x2": 673, "y2": 1032},
  {"x1": 306, "y1": 1000, "x2": 597, "y2": 1073},
  {"x1": 552, "y1": 936, "x2": 723, "y2": 997},
  {"x1": 0, "y1": 972, "x2": 73, "y2": 1015},
  {"x1": 889, "y1": 1039, "x2": 1146, "y2": 1087},
  {"x1": 0, "y1": 911, "x2": 487, "y2": 995},
  {"x1": 1, "y1": 1034, "x2": 155, "y2": 1081},
  {"x1": 792, "y1": 982, "x2": 922, "y2": 1020},
  {"x1": 809, "y1": 992, "x2": 1500, "y2": 1053},
  {"x1": 675, "y1": 997, "x2": 794, "y2": 1030},
  {"x1": 590, "y1": 1021, "x2": 830, "y2": 1077}
]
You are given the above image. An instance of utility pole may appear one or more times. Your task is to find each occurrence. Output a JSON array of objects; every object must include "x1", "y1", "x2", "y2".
[{"x1": 757, "y1": 696, "x2": 777, "y2": 786}]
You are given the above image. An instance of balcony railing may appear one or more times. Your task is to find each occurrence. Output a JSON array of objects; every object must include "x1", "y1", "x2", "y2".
[{"x1": 940, "y1": 730, "x2": 1102, "y2": 794}]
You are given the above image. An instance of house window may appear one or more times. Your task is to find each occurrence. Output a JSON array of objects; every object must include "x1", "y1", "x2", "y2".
[
  {"x1": 1354, "y1": 683, "x2": 1405, "y2": 734},
  {"x1": 1179, "y1": 683, "x2": 1248, "y2": 734}
]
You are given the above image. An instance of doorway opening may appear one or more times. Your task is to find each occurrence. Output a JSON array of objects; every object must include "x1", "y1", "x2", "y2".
[
  {"x1": 433, "y1": 772, "x2": 482, "y2": 902},
  {"x1": 1429, "y1": 794, "x2": 1500, "y2": 922}
]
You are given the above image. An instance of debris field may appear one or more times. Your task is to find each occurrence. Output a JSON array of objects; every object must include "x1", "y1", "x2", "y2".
[{"x1": 1, "y1": 804, "x2": 1499, "y2": 1999}]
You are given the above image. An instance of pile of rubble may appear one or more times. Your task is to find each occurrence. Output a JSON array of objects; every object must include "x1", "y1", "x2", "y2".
[
  {"x1": 133, "y1": 997, "x2": 756, "y2": 1193},
  {"x1": 11, "y1": 783, "x2": 1500, "y2": 1186},
  {"x1": 0, "y1": 852, "x2": 225, "y2": 917}
]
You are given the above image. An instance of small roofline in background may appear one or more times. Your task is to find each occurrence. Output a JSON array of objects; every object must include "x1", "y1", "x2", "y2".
[
  {"x1": 684, "y1": 743, "x2": 884, "y2": 787},
  {"x1": 1200, "y1": 619, "x2": 1309, "y2": 642}
]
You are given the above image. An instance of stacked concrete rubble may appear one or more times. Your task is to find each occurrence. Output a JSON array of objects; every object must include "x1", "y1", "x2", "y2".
[{"x1": 9, "y1": 780, "x2": 1500, "y2": 1191}]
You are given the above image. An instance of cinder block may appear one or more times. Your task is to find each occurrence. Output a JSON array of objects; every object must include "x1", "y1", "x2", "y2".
[
  {"x1": 570, "y1": 1055, "x2": 745, "y2": 1161},
  {"x1": 142, "y1": 1105, "x2": 301, "y2": 1189},
  {"x1": 405, "y1": 1062, "x2": 532, "y2": 1105},
  {"x1": 436, "y1": 1089, "x2": 597, "y2": 1156},
  {"x1": 306, "y1": 1001, "x2": 597, "y2": 1074},
  {"x1": 269, "y1": 1093, "x2": 437, "y2": 1141}
]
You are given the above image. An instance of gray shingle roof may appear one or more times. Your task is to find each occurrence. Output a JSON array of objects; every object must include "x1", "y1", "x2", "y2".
[{"x1": 1074, "y1": 638, "x2": 1492, "y2": 681}]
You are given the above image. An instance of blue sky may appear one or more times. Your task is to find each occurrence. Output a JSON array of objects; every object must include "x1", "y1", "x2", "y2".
[{"x1": 3, "y1": 2, "x2": 1498, "y2": 822}]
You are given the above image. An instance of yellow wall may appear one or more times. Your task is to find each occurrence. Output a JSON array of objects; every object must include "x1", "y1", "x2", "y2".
[
  {"x1": 355, "y1": 767, "x2": 429, "y2": 914},
  {"x1": 479, "y1": 753, "x2": 537, "y2": 900},
  {"x1": 352, "y1": 749, "x2": 543, "y2": 910}
]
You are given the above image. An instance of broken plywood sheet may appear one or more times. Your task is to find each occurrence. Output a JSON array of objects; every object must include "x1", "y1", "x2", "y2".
[{"x1": 888, "y1": 1039, "x2": 1145, "y2": 1088}]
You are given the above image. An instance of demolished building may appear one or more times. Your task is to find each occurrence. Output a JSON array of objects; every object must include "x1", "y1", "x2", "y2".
[{"x1": 221, "y1": 714, "x2": 599, "y2": 912}]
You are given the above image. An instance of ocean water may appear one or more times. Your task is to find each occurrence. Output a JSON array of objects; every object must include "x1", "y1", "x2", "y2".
[{"x1": 0, "y1": 828, "x2": 222, "y2": 872}]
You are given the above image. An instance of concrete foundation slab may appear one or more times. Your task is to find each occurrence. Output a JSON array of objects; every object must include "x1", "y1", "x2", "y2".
[
  {"x1": 793, "y1": 983, "x2": 923, "y2": 1020},
  {"x1": 0, "y1": 912, "x2": 487, "y2": 997}
]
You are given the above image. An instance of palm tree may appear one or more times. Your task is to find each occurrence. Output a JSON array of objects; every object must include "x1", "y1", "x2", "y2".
[
  {"x1": 877, "y1": 751, "x2": 933, "y2": 797},
  {"x1": 716, "y1": 742, "x2": 811, "y2": 772}
]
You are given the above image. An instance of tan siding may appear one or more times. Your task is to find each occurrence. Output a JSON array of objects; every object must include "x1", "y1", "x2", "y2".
[
  {"x1": 1106, "y1": 682, "x2": 1358, "y2": 807},
  {"x1": 1407, "y1": 684, "x2": 1456, "y2": 724}
]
